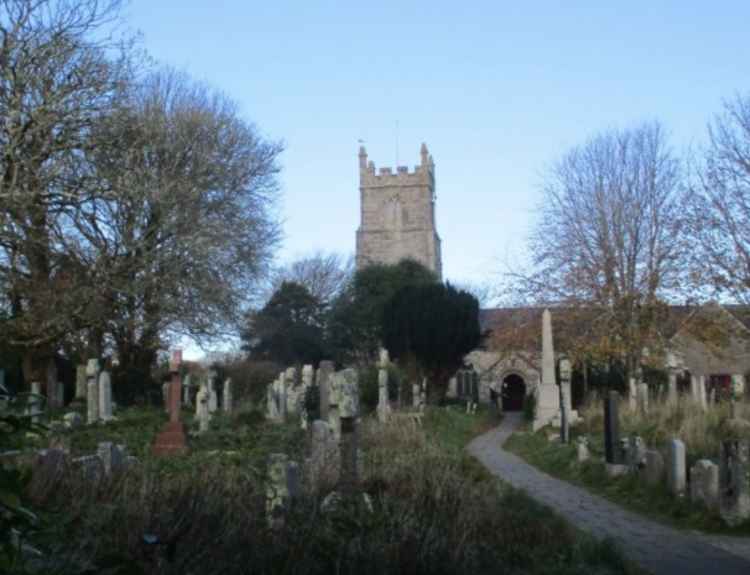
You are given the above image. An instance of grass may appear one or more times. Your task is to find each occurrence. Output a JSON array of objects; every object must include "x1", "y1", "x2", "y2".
[
  {"x1": 7, "y1": 401, "x2": 642, "y2": 574},
  {"x1": 505, "y1": 408, "x2": 750, "y2": 535}
]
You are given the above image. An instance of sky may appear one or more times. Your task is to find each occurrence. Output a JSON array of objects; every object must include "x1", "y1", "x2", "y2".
[{"x1": 123, "y1": 1, "x2": 750, "y2": 355}]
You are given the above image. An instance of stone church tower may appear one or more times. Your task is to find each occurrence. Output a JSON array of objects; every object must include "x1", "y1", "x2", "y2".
[{"x1": 355, "y1": 143, "x2": 442, "y2": 279}]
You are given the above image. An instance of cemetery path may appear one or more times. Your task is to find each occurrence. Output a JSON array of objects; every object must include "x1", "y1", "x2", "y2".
[{"x1": 467, "y1": 413, "x2": 750, "y2": 575}]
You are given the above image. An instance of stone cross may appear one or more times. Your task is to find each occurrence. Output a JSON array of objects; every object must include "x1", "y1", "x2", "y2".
[
  {"x1": 98, "y1": 370, "x2": 113, "y2": 422},
  {"x1": 223, "y1": 378, "x2": 233, "y2": 413},
  {"x1": 152, "y1": 350, "x2": 188, "y2": 456},
  {"x1": 604, "y1": 391, "x2": 621, "y2": 464},
  {"x1": 86, "y1": 359, "x2": 100, "y2": 424},
  {"x1": 75, "y1": 365, "x2": 87, "y2": 400}
]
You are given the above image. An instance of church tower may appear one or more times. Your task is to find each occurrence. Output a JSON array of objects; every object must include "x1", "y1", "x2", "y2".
[{"x1": 355, "y1": 143, "x2": 442, "y2": 279}]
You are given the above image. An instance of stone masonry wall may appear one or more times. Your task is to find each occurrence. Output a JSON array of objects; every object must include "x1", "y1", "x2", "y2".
[{"x1": 355, "y1": 144, "x2": 442, "y2": 278}]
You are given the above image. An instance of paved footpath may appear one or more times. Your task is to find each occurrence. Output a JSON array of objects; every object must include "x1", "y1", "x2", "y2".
[{"x1": 467, "y1": 413, "x2": 750, "y2": 575}]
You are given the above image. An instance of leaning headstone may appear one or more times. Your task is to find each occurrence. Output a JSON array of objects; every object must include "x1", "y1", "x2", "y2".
[
  {"x1": 75, "y1": 364, "x2": 86, "y2": 399},
  {"x1": 222, "y1": 378, "x2": 233, "y2": 413},
  {"x1": 719, "y1": 440, "x2": 750, "y2": 526},
  {"x1": 644, "y1": 450, "x2": 665, "y2": 486},
  {"x1": 98, "y1": 371, "x2": 113, "y2": 422},
  {"x1": 86, "y1": 359, "x2": 100, "y2": 424},
  {"x1": 667, "y1": 439, "x2": 686, "y2": 496},
  {"x1": 690, "y1": 459, "x2": 719, "y2": 510}
]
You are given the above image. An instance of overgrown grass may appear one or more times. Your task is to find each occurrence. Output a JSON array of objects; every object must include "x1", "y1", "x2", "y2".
[
  {"x1": 506, "y1": 422, "x2": 750, "y2": 535},
  {"x1": 578, "y1": 396, "x2": 750, "y2": 462},
  {"x1": 12, "y1": 405, "x2": 640, "y2": 574}
]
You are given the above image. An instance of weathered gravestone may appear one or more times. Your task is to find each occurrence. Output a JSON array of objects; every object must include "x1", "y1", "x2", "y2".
[
  {"x1": 627, "y1": 436, "x2": 646, "y2": 472},
  {"x1": 719, "y1": 440, "x2": 750, "y2": 526},
  {"x1": 576, "y1": 436, "x2": 590, "y2": 463},
  {"x1": 377, "y1": 349, "x2": 390, "y2": 423},
  {"x1": 317, "y1": 360, "x2": 334, "y2": 422},
  {"x1": 266, "y1": 453, "x2": 300, "y2": 529},
  {"x1": 604, "y1": 391, "x2": 621, "y2": 464},
  {"x1": 337, "y1": 369, "x2": 360, "y2": 492},
  {"x1": 645, "y1": 449, "x2": 665, "y2": 486},
  {"x1": 690, "y1": 459, "x2": 719, "y2": 510},
  {"x1": 667, "y1": 439, "x2": 686, "y2": 496},
  {"x1": 86, "y1": 359, "x2": 100, "y2": 424},
  {"x1": 223, "y1": 378, "x2": 233, "y2": 413},
  {"x1": 196, "y1": 383, "x2": 211, "y2": 433},
  {"x1": 75, "y1": 365, "x2": 87, "y2": 400},
  {"x1": 98, "y1": 371, "x2": 113, "y2": 422},
  {"x1": 636, "y1": 383, "x2": 649, "y2": 414}
]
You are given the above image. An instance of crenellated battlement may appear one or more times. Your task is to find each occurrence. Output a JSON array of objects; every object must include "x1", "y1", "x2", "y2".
[{"x1": 359, "y1": 144, "x2": 434, "y2": 186}]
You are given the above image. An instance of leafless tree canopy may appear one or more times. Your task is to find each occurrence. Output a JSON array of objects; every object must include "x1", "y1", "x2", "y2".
[
  {"x1": 687, "y1": 94, "x2": 750, "y2": 304},
  {"x1": 0, "y1": 1, "x2": 283, "y2": 381},
  {"x1": 511, "y1": 122, "x2": 686, "y2": 368},
  {"x1": 268, "y1": 251, "x2": 353, "y2": 306}
]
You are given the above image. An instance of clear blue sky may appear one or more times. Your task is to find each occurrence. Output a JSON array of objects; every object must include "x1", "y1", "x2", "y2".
[{"x1": 126, "y1": 1, "x2": 750, "y2": 288}]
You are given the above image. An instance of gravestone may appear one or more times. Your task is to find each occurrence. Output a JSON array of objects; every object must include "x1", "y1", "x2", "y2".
[
  {"x1": 317, "y1": 360, "x2": 334, "y2": 422},
  {"x1": 182, "y1": 374, "x2": 192, "y2": 407},
  {"x1": 627, "y1": 436, "x2": 646, "y2": 472},
  {"x1": 197, "y1": 384, "x2": 210, "y2": 433},
  {"x1": 29, "y1": 381, "x2": 43, "y2": 423},
  {"x1": 690, "y1": 459, "x2": 719, "y2": 510},
  {"x1": 207, "y1": 371, "x2": 218, "y2": 413},
  {"x1": 98, "y1": 441, "x2": 125, "y2": 475},
  {"x1": 301, "y1": 365, "x2": 314, "y2": 427},
  {"x1": 667, "y1": 439, "x2": 686, "y2": 496},
  {"x1": 645, "y1": 450, "x2": 665, "y2": 486},
  {"x1": 75, "y1": 365, "x2": 87, "y2": 400},
  {"x1": 604, "y1": 391, "x2": 621, "y2": 464},
  {"x1": 377, "y1": 349, "x2": 389, "y2": 423},
  {"x1": 719, "y1": 440, "x2": 750, "y2": 526},
  {"x1": 46, "y1": 361, "x2": 62, "y2": 409},
  {"x1": 266, "y1": 378, "x2": 279, "y2": 421},
  {"x1": 266, "y1": 453, "x2": 300, "y2": 529},
  {"x1": 628, "y1": 377, "x2": 637, "y2": 411},
  {"x1": 636, "y1": 383, "x2": 649, "y2": 414},
  {"x1": 152, "y1": 350, "x2": 188, "y2": 456},
  {"x1": 98, "y1": 371, "x2": 113, "y2": 422},
  {"x1": 86, "y1": 359, "x2": 100, "y2": 424},
  {"x1": 309, "y1": 419, "x2": 335, "y2": 488},
  {"x1": 337, "y1": 369, "x2": 360, "y2": 492},
  {"x1": 412, "y1": 382, "x2": 420, "y2": 409},
  {"x1": 223, "y1": 378, "x2": 233, "y2": 413},
  {"x1": 576, "y1": 436, "x2": 590, "y2": 463}
]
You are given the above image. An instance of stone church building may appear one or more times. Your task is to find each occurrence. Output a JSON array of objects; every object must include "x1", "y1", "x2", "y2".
[{"x1": 353, "y1": 145, "x2": 750, "y2": 415}]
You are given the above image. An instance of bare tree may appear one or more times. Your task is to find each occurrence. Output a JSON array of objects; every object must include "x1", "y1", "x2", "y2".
[
  {"x1": 510, "y1": 122, "x2": 686, "y2": 374},
  {"x1": 268, "y1": 251, "x2": 353, "y2": 306},
  {"x1": 81, "y1": 67, "x2": 283, "y2": 379},
  {"x1": 687, "y1": 94, "x2": 750, "y2": 304},
  {"x1": 0, "y1": 0, "x2": 131, "y2": 380}
]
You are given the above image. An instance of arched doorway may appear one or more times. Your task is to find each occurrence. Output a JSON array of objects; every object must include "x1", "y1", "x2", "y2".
[{"x1": 502, "y1": 373, "x2": 526, "y2": 412}]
